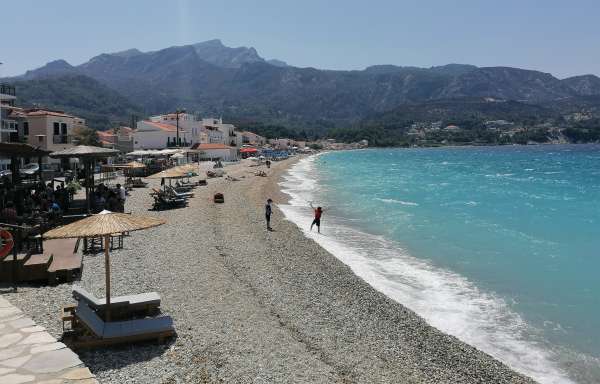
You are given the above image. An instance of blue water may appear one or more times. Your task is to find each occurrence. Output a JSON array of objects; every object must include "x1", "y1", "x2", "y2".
[{"x1": 280, "y1": 145, "x2": 600, "y2": 384}]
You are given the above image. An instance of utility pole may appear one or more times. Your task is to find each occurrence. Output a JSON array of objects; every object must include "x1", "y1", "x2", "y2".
[{"x1": 175, "y1": 108, "x2": 185, "y2": 147}]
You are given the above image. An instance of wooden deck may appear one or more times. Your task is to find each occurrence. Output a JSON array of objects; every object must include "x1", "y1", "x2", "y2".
[{"x1": 0, "y1": 238, "x2": 82, "y2": 284}]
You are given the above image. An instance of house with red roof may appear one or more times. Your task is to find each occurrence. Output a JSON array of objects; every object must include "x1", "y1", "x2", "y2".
[
  {"x1": 97, "y1": 126, "x2": 134, "y2": 152},
  {"x1": 13, "y1": 108, "x2": 88, "y2": 153}
]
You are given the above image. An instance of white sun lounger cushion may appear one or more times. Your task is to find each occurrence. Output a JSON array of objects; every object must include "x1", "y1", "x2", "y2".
[
  {"x1": 76, "y1": 302, "x2": 174, "y2": 339},
  {"x1": 73, "y1": 286, "x2": 161, "y2": 309}
]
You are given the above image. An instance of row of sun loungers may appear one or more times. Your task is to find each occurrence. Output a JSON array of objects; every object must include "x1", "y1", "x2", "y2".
[{"x1": 150, "y1": 182, "x2": 199, "y2": 210}]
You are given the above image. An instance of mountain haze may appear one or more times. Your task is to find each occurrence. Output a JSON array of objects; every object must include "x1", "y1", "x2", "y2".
[{"x1": 4, "y1": 39, "x2": 600, "y2": 132}]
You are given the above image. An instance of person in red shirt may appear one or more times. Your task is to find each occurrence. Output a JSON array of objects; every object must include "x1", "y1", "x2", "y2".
[{"x1": 310, "y1": 202, "x2": 326, "y2": 233}]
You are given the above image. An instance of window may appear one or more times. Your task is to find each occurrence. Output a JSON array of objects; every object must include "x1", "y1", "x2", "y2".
[
  {"x1": 53, "y1": 122, "x2": 60, "y2": 135},
  {"x1": 38, "y1": 136, "x2": 43, "y2": 143},
  {"x1": 23, "y1": 122, "x2": 29, "y2": 136},
  {"x1": 61, "y1": 122, "x2": 67, "y2": 134}
]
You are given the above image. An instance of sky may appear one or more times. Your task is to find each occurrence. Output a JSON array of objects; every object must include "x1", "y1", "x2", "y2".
[{"x1": 1, "y1": 0, "x2": 599, "y2": 79}]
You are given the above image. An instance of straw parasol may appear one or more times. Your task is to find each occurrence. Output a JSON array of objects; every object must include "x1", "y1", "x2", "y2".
[
  {"x1": 146, "y1": 168, "x2": 189, "y2": 179},
  {"x1": 44, "y1": 211, "x2": 165, "y2": 321},
  {"x1": 126, "y1": 161, "x2": 146, "y2": 169}
]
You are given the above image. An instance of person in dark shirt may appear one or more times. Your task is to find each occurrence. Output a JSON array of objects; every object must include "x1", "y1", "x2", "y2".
[
  {"x1": 1, "y1": 202, "x2": 18, "y2": 224},
  {"x1": 265, "y1": 198, "x2": 273, "y2": 231},
  {"x1": 310, "y1": 202, "x2": 326, "y2": 233}
]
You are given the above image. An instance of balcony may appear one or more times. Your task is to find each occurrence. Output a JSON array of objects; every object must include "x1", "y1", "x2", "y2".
[
  {"x1": 0, "y1": 84, "x2": 16, "y2": 96},
  {"x1": 53, "y1": 135, "x2": 73, "y2": 144},
  {"x1": 0, "y1": 120, "x2": 18, "y2": 132},
  {"x1": 0, "y1": 84, "x2": 16, "y2": 103}
]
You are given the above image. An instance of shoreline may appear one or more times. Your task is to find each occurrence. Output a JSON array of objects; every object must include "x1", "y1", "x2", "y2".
[{"x1": 2, "y1": 157, "x2": 536, "y2": 383}]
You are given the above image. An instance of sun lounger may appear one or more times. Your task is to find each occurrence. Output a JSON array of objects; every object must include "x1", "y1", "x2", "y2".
[
  {"x1": 166, "y1": 186, "x2": 193, "y2": 198},
  {"x1": 150, "y1": 189, "x2": 187, "y2": 210},
  {"x1": 72, "y1": 285, "x2": 161, "y2": 316},
  {"x1": 65, "y1": 301, "x2": 175, "y2": 348}
]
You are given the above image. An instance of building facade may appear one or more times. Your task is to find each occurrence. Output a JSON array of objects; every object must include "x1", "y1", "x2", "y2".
[
  {"x1": 134, "y1": 120, "x2": 193, "y2": 149},
  {"x1": 191, "y1": 143, "x2": 238, "y2": 161},
  {"x1": 97, "y1": 126, "x2": 134, "y2": 153},
  {"x1": 240, "y1": 131, "x2": 267, "y2": 146}
]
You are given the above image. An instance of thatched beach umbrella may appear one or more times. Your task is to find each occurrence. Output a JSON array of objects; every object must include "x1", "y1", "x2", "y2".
[
  {"x1": 126, "y1": 161, "x2": 146, "y2": 169},
  {"x1": 146, "y1": 168, "x2": 189, "y2": 180},
  {"x1": 44, "y1": 211, "x2": 165, "y2": 321}
]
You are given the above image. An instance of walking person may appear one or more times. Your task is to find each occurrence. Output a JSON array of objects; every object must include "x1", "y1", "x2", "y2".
[
  {"x1": 310, "y1": 202, "x2": 326, "y2": 233},
  {"x1": 265, "y1": 198, "x2": 273, "y2": 231},
  {"x1": 116, "y1": 183, "x2": 126, "y2": 212}
]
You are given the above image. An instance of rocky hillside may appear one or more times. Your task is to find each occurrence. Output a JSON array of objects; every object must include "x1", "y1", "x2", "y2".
[{"x1": 4, "y1": 39, "x2": 600, "y2": 132}]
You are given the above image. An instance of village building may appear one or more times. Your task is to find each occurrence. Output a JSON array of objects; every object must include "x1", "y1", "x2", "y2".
[
  {"x1": 97, "y1": 126, "x2": 134, "y2": 152},
  {"x1": 191, "y1": 143, "x2": 238, "y2": 161},
  {"x1": 240, "y1": 131, "x2": 267, "y2": 146},
  {"x1": 133, "y1": 120, "x2": 194, "y2": 149}
]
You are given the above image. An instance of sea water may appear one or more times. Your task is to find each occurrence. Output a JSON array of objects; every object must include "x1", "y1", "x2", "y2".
[{"x1": 279, "y1": 145, "x2": 600, "y2": 384}]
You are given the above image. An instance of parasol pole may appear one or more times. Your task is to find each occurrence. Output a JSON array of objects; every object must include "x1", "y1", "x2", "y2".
[{"x1": 104, "y1": 234, "x2": 111, "y2": 322}]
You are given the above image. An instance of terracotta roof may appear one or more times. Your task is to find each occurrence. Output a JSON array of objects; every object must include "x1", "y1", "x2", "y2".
[
  {"x1": 26, "y1": 109, "x2": 74, "y2": 118},
  {"x1": 191, "y1": 143, "x2": 233, "y2": 150},
  {"x1": 143, "y1": 121, "x2": 187, "y2": 133},
  {"x1": 97, "y1": 130, "x2": 116, "y2": 138}
]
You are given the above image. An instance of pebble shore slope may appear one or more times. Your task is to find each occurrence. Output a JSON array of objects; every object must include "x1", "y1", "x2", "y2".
[{"x1": 3, "y1": 158, "x2": 536, "y2": 383}]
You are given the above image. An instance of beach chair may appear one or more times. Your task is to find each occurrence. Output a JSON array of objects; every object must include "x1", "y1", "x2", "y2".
[
  {"x1": 150, "y1": 189, "x2": 187, "y2": 210},
  {"x1": 72, "y1": 285, "x2": 161, "y2": 318},
  {"x1": 65, "y1": 301, "x2": 175, "y2": 348},
  {"x1": 166, "y1": 186, "x2": 194, "y2": 198}
]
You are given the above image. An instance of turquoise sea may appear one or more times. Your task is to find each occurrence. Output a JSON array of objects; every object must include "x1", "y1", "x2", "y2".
[{"x1": 279, "y1": 145, "x2": 600, "y2": 384}]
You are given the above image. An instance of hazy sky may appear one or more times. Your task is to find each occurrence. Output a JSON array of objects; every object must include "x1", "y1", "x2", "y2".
[{"x1": 1, "y1": 0, "x2": 598, "y2": 78}]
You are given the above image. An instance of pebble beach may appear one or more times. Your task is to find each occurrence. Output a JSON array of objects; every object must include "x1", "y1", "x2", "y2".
[{"x1": 2, "y1": 157, "x2": 536, "y2": 383}]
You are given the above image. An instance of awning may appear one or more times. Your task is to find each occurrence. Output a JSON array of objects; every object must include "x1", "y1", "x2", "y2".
[{"x1": 239, "y1": 148, "x2": 258, "y2": 153}]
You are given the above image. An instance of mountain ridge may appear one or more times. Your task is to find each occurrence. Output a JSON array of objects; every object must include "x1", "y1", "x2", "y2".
[{"x1": 3, "y1": 39, "x2": 600, "y2": 133}]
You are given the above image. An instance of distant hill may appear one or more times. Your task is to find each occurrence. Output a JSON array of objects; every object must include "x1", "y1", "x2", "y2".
[
  {"x1": 4, "y1": 39, "x2": 600, "y2": 135},
  {"x1": 10, "y1": 74, "x2": 144, "y2": 129},
  {"x1": 361, "y1": 98, "x2": 558, "y2": 129}
]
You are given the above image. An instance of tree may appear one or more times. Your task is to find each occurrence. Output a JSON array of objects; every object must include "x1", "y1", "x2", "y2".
[{"x1": 73, "y1": 126, "x2": 100, "y2": 146}]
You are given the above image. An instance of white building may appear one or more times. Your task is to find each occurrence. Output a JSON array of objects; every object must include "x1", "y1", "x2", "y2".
[
  {"x1": 199, "y1": 126, "x2": 225, "y2": 144},
  {"x1": 134, "y1": 120, "x2": 193, "y2": 149},
  {"x1": 191, "y1": 143, "x2": 238, "y2": 161},
  {"x1": 240, "y1": 131, "x2": 267, "y2": 146},
  {"x1": 202, "y1": 118, "x2": 242, "y2": 147},
  {"x1": 150, "y1": 113, "x2": 204, "y2": 144}
]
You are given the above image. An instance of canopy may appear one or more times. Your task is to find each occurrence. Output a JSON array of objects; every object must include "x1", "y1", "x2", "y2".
[
  {"x1": 44, "y1": 211, "x2": 165, "y2": 239},
  {"x1": 50, "y1": 145, "x2": 119, "y2": 158},
  {"x1": 239, "y1": 148, "x2": 258, "y2": 153},
  {"x1": 127, "y1": 161, "x2": 146, "y2": 168},
  {"x1": 147, "y1": 168, "x2": 189, "y2": 179},
  {"x1": 107, "y1": 161, "x2": 146, "y2": 169},
  {"x1": 0, "y1": 142, "x2": 51, "y2": 157}
]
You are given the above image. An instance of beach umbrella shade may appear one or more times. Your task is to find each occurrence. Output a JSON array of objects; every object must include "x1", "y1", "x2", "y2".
[
  {"x1": 146, "y1": 168, "x2": 188, "y2": 179},
  {"x1": 126, "y1": 161, "x2": 146, "y2": 169},
  {"x1": 43, "y1": 210, "x2": 165, "y2": 321}
]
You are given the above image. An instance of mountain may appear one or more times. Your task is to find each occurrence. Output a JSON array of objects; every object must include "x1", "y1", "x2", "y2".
[
  {"x1": 361, "y1": 97, "x2": 557, "y2": 128},
  {"x1": 191, "y1": 39, "x2": 264, "y2": 68},
  {"x1": 9, "y1": 74, "x2": 144, "y2": 129},
  {"x1": 437, "y1": 67, "x2": 577, "y2": 102},
  {"x1": 21, "y1": 59, "x2": 76, "y2": 80},
  {"x1": 5, "y1": 39, "x2": 600, "y2": 135},
  {"x1": 266, "y1": 59, "x2": 289, "y2": 67},
  {"x1": 562, "y1": 74, "x2": 600, "y2": 96}
]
